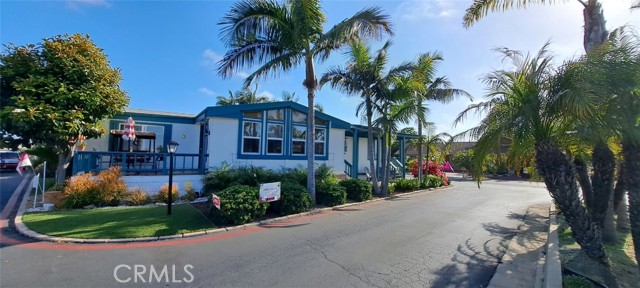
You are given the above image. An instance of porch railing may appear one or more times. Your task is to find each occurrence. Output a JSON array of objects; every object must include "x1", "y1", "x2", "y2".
[
  {"x1": 344, "y1": 160, "x2": 352, "y2": 177},
  {"x1": 72, "y1": 151, "x2": 208, "y2": 176}
]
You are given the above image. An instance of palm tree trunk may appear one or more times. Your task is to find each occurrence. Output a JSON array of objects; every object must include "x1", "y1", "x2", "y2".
[
  {"x1": 381, "y1": 133, "x2": 389, "y2": 196},
  {"x1": 367, "y1": 103, "x2": 380, "y2": 195},
  {"x1": 535, "y1": 140, "x2": 607, "y2": 264},
  {"x1": 591, "y1": 142, "x2": 617, "y2": 244},
  {"x1": 575, "y1": 157, "x2": 594, "y2": 212},
  {"x1": 303, "y1": 55, "x2": 317, "y2": 203},
  {"x1": 417, "y1": 122, "x2": 423, "y2": 182},
  {"x1": 614, "y1": 163, "x2": 631, "y2": 230},
  {"x1": 583, "y1": 0, "x2": 608, "y2": 53},
  {"x1": 622, "y1": 141, "x2": 640, "y2": 271}
]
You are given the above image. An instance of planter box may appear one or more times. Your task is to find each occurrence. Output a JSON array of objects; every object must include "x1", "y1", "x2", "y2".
[{"x1": 44, "y1": 191, "x2": 65, "y2": 208}]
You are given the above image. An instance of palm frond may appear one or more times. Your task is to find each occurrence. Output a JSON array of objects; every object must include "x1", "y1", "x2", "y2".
[{"x1": 463, "y1": 0, "x2": 563, "y2": 28}]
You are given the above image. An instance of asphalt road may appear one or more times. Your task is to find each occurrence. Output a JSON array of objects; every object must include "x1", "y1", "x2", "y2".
[
  {"x1": 0, "y1": 171, "x2": 22, "y2": 211},
  {"x1": 0, "y1": 177, "x2": 550, "y2": 288}
]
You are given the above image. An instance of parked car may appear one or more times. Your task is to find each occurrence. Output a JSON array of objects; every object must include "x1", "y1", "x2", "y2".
[{"x1": 0, "y1": 151, "x2": 20, "y2": 171}]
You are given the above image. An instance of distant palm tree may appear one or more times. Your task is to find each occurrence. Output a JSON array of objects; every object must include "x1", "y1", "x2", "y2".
[
  {"x1": 281, "y1": 91, "x2": 299, "y2": 102},
  {"x1": 216, "y1": 90, "x2": 242, "y2": 106},
  {"x1": 463, "y1": 0, "x2": 608, "y2": 53},
  {"x1": 454, "y1": 43, "x2": 607, "y2": 263},
  {"x1": 218, "y1": 0, "x2": 393, "y2": 203},
  {"x1": 321, "y1": 40, "x2": 412, "y2": 195},
  {"x1": 314, "y1": 103, "x2": 324, "y2": 112},
  {"x1": 406, "y1": 52, "x2": 471, "y2": 182},
  {"x1": 237, "y1": 84, "x2": 271, "y2": 104}
]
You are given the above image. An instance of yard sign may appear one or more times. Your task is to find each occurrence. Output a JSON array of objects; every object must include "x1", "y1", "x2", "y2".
[
  {"x1": 259, "y1": 182, "x2": 281, "y2": 202},
  {"x1": 212, "y1": 194, "x2": 220, "y2": 210}
]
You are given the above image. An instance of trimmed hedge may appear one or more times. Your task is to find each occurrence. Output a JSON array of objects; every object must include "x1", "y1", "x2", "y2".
[
  {"x1": 339, "y1": 179, "x2": 372, "y2": 202},
  {"x1": 316, "y1": 182, "x2": 346, "y2": 207},
  {"x1": 208, "y1": 185, "x2": 268, "y2": 225},
  {"x1": 268, "y1": 182, "x2": 312, "y2": 216}
]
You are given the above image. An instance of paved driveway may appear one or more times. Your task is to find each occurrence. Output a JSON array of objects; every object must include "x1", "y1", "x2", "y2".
[{"x1": 0, "y1": 177, "x2": 550, "y2": 288}]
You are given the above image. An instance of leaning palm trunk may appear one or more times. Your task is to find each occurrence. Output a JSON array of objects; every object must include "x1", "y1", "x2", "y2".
[
  {"x1": 622, "y1": 141, "x2": 640, "y2": 270},
  {"x1": 582, "y1": 1, "x2": 609, "y2": 53},
  {"x1": 591, "y1": 142, "x2": 617, "y2": 244},
  {"x1": 535, "y1": 140, "x2": 607, "y2": 264},
  {"x1": 614, "y1": 162, "x2": 631, "y2": 230},
  {"x1": 575, "y1": 158, "x2": 594, "y2": 212},
  {"x1": 366, "y1": 105, "x2": 380, "y2": 195}
]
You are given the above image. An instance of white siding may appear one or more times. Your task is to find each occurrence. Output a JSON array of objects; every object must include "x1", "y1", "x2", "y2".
[
  {"x1": 123, "y1": 174, "x2": 204, "y2": 195},
  {"x1": 84, "y1": 120, "x2": 110, "y2": 152},
  {"x1": 171, "y1": 123, "x2": 200, "y2": 154},
  {"x1": 208, "y1": 117, "x2": 238, "y2": 168}
]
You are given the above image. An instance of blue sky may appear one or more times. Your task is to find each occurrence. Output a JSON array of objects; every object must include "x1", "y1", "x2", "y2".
[{"x1": 2, "y1": 0, "x2": 639, "y2": 136}]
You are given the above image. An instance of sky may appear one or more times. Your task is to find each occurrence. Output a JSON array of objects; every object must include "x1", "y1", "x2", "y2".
[{"x1": 2, "y1": 0, "x2": 639, "y2": 137}]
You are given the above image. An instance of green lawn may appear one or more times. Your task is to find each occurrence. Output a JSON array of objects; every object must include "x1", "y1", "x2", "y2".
[{"x1": 22, "y1": 204, "x2": 214, "y2": 239}]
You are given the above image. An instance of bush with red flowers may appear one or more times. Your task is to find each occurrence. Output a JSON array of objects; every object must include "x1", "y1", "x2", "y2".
[{"x1": 411, "y1": 161, "x2": 449, "y2": 186}]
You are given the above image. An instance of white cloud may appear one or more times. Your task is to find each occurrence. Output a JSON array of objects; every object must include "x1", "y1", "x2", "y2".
[
  {"x1": 396, "y1": 0, "x2": 458, "y2": 20},
  {"x1": 202, "y1": 49, "x2": 223, "y2": 67},
  {"x1": 198, "y1": 87, "x2": 215, "y2": 96},
  {"x1": 258, "y1": 90, "x2": 275, "y2": 100},
  {"x1": 236, "y1": 71, "x2": 250, "y2": 79},
  {"x1": 66, "y1": 0, "x2": 110, "y2": 10}
]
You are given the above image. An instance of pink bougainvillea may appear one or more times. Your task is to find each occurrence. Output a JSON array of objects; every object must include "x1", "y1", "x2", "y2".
[{"x1": 411, "y1": 161, "x2": 449, "y2": 185}]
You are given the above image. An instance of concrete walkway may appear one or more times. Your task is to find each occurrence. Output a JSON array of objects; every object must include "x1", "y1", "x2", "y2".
[{"x1": 488, "y1": 204, "x2": 551, "y2": 288}]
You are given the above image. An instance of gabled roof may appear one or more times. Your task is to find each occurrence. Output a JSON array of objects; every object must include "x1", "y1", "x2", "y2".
[{"x1": 199, "y1": 101, "x2": 352, "y2": 129}]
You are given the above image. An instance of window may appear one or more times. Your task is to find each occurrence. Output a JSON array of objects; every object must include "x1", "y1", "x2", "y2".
[
  {"x1": 242, "y1": 121, "x2": 261, "y2": 154},
  {"x1": 267, "y1": 109, "x2": 284, "y2": 120},
  {"x1": 267, "y1": 123, "x2": 283, "y2": 154},
  {"x1": 243, "y1": 111, "x2": 263, "y2": 119},
  {"x1": 314, "y1": 128, "x2": 326, "y2": 155},
  {"x1": 117, "y1": 123, "x2": 164, "y2": 152},
  {"x1": 292, "y1": 111, "x2": 307, "y2": 123},
  {"x1": 292, "y1": 125, "x2": 306, "y2": 155}
]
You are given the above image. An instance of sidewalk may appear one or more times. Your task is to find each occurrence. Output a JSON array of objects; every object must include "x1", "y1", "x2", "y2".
[{"x1": 488, "y1": 204, "x2": 551, "y2": 288}]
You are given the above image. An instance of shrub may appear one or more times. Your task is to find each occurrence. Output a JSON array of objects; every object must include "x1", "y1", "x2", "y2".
[
  {"x1": 425, "y1": 175, "x2": 442, "y2": 188},
  {"x1": 387, "y1": 182, "x2": 396, "y2": 194},
  {"x1": 62, "y1": 173, "x2": 100, "y2": 208},
  {"x1": 268, "y1": 182, "x2": 312, "y2": 216},
  {"x1": 208, "y1": 185, "x2": 268, "y2": 225},
  {"x1": 204, "y1": 165, "x2": 280, "y2": 194},
  {"x1": 49, "y1": 182, "x2": 66, "y2": 191},
  {"x1": 204, "y1": 164, "x2": 236, "y2": 193},
  {"x1": 315, "y1": 164, "x2": 338, "y2": 185},
  {"x1": 96, "y1": 166, "x2": 127, "y2": 206},
  {"x1": 183, "y1": 181, "x2": 197, "y2": 201},
  {"x1": 279, "y1": 167, "x2": 307, "y2": 187},
  {"x1": 126, "y1": 188, "x2": 151, "y2": 206},
  {"x1": 155, "y1": 183, "x2": 179, "y2": 204},
  {"x1": 394, "y1": 178, "x2": 419, "y2": 192},
  {"x1": 316, "y1": 182, "x2": 346, "y2": 207},
  {"x1": 339, "y1": 179, "x2": 372, "y2": 202}
]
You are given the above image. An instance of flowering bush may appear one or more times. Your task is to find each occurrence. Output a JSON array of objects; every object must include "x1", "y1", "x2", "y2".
[{"x1": 411, "y1": 161, "x2": 449, "y2": 186}]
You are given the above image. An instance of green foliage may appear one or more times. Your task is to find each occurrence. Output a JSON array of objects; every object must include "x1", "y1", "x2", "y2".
[
  {"x1": 204, "y1": 165, "x2": 279, "y2": 193},
  {"x1": 425, "y1": 174, "x2": 443, "y2": 188},
  {"x1": 183, "y1": 181, "x2": 197, "y2": 201},
  {"x1": 316, "y1": 182, "x2": 346, "y2": 207},
  {"x1": 96, "y1": 166, "x2": 127, "y2": 206},
  {"x1": 268, "y1": 182, "x2": 312, "y2": 216},
  {"x1": 0, "y1": 33, "x2": 129, "y2": 181},
  {"x1": 339, "y1": 179, "x2": 372, "y2": 201},
  {"x1": 62, "y1": 173, "x2": 99, "y2": 208},
  {"x1": 387, "y1": 182, "x2": 396, "y2": 194},
  {"x1": 208, "y1": 185, "x2": 268, "y2": 225},
  {"x1": 25, "y1": 145, "x2": 58, "y2": 177},
  {"x1": 315, "y1": 164, "x2": 338, "y2": 185},
  {"x1": 393, "y1": 178, "x2": 419, "y2": 192},
  {"x1": 49, "y1": 182, "x2": 67, "y2": 192},
  {"x1": 155, "y1": 184, "x2": 179, "y2": 204},
  {"x1": 279, "y1": 167, "x2": 308, "y2": 187}
]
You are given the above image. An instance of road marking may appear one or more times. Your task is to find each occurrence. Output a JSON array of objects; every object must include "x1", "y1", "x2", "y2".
[{"x1": 0, "y1": 211, "x2": 335, "y2": 251}]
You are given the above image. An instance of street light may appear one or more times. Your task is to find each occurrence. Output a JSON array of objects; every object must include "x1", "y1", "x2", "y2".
[{"x1": 167, "y1": 140, "x2": 179, "y2": 215}]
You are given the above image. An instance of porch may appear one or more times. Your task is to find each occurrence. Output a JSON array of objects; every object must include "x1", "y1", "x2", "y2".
[{"x1": 72, "y1": 151, "x2": 208, "y2": 176}]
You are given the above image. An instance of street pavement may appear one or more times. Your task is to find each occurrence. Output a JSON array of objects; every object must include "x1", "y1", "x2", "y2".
[
  {"x1": 0, "y1": 171, "x2": 22, "y2": 211},
  {"x1": 0, "y1": 176, "x2": 550, "y2": 288}
]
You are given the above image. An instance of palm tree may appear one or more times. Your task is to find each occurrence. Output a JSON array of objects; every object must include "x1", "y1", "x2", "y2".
[
  {"x1": 406, "y1": 52, "x2": 471, "y2": 182},
  {"x1": 321, "y1": 40, "x2": 412, "y2": 195},
  {"x1": 218, "y1": 0, "x2": 393, "y2": 202},
  {"x1": 216, "y1": 90, "x2": 243, "y2": 106},
  {"x1": 454, "y1": 43, "x2": 607, "y2": 263},
  {"x1": 463, "y1": 0, "x2": 608, "y2": 53},
  {"x1": 281, "y1": 91, "x2": 299, "y2": 102},
  {"x1": 314, "y1": 103, "x2": 324, "y2": 112}
]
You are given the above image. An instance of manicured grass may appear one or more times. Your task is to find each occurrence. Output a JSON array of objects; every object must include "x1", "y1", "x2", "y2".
[{"x1": 22, "y1": 204, "x2": 214, "y2": 239}]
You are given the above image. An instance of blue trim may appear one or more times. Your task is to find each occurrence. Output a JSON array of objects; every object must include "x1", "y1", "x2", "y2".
[
  {"x1": 112, "y1": 113, "x2": 195, "y2": 124},
  {"x1": 351, "y1": 130, "x2": 359, "y2": 178}
]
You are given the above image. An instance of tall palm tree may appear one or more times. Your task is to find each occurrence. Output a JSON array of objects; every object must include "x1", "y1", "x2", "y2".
[
  {"x1": 407, "y1": 52, "x2": 471, "y2": 182},
  {"x1": 218, "y1": 0, "x2": 393, "y2": 202},
  {"x1": 463, "y1": 0, "x2": 608, "y2": 53},
  {"x1": 454, "y1": 43, "x2": 607, "y2": 263},
  {"x1": 321, "y1": 40, "x2": 412, "y2": 195},
  {"x1": 281, "y1": 91, "x2": 299, "y2": 102}
]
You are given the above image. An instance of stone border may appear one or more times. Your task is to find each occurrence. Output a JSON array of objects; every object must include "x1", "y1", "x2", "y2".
[
  {"x1": 543, "y1": 205, "x2": 562, "y2": 288},
  {"x1": 14, "y1": 184, "x2": 453, "y2": 244}
]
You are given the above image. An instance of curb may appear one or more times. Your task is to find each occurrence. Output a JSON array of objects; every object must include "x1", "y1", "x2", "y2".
[
  {"x1": 543, "y1": 205, "x2": 562, "y2": 288},
  {"x1": 14, "y1": 184, "x2": 454, "y2": 244}
]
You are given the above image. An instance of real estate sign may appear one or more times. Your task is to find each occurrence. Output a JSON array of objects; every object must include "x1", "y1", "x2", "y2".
[{"x1": 259, "y1": 182, "x2": 281, "y2": 202}]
